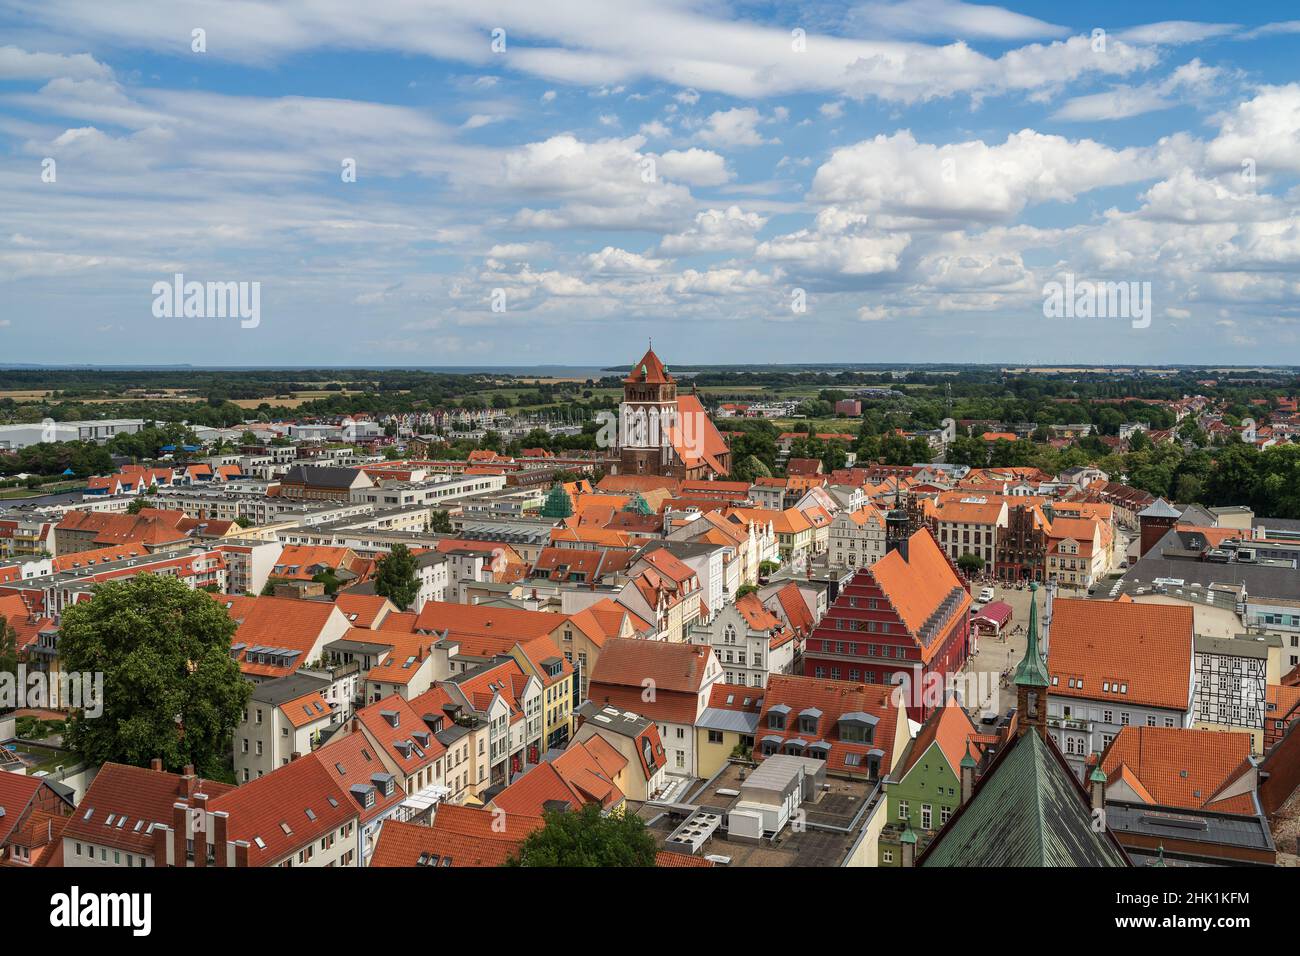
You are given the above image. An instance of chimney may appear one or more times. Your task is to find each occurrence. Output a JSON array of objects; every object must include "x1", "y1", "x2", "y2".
[
  {"x1": 212, "y1": 811, "x2": 229, "y2": 867},
  {"x1": 900, "y1": 827, "x2": 917, "y2": 867},
  {"x1": 150, "y1": 757, "x2": 163, "y2": 772},
  {"x1": 1089, "y1": 759, "x2": 1107, "y2": 813},
  {"x1": 290, "y1": 751, "x2": 301, "y2": 762},
  {"x1": 178, "y1": 766, "x2": 197, "y2": 799},
  {"x1": 192, "y1": 793, "x2": 209, "y2": 867},
  {"x1": 171, "y1": 802, "x2": 187, "y2": 867},
  {"x1": 959, "y1": 740, "x2": 977, "y2": 805},
  {"x1": 152, "y1": 823, "x2": 170, "y2": 868},
  {"x1": 234, "y1": 840, "x2": 250, "y2": 868}
]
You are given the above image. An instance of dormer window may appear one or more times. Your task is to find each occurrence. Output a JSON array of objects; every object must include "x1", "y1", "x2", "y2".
[{"x1": 768, "y1": 713, "x2": 785, "y2": 730}]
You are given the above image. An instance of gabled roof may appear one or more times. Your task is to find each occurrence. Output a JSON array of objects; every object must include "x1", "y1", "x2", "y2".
[
  {"x1": 308, "y1": 735, "x2": 406, "y2": 830},
  {"x1": 209, "y1": 752, "x2": 359, "y2": 866},
  {"x1": 894, "y1": 698, "x2": 980, "y2": 781},
  {"x1": 1047, "y1": 598, "x2": 1193, "y2": 711},
  {"x1": 766, "y1": 581, "x2": 815, "y2": 638},
  {"x1": 919, "y1": 731, "x2": 1130, "y2": 867},
  {"x1": 756, "y1": 674, "x2": 902, "y2": 773},
  {"x1": 490, "y1": 762, "x2": 581, "y2": 817},
  {"x1": 588, "y1": 639, "x2": 716, "y2": 724},
  {"x1": 218, "y1": 594, "x2": 343, "y2": 679},
  {"x1": 550, "y1": 740, "x2": 627, "y2": 809},
  {"x1": 589, "y1": 637, "x2": 714, "y2": 695},
  {"x1": 333, "y1": 592, "x2": 395, "y2": 628},
  {"x1": 1100, "y1": 726, "x2": 1256, "y2": 815},
  {"x1": 370, "y1": 807, "x2": 544, "y2": 867},
  {"x1": 0, "y1": 773, "x2": 46, "y2": 845},
  {"x1": 63, "y1": 763, "x2": 235, "y2": 856},
  {"x1": 355, "y1": 693, "x2": 447, "y2": 774},
  {"x1": 414, "y1": 601, "x2": 562, "y2": 641},
  {"x1": 868, "y1": 528, "x2": 970, "y2": 645},
  {"x1": 1139, "y1": 497, "x2": 1182, "y2": 519}
]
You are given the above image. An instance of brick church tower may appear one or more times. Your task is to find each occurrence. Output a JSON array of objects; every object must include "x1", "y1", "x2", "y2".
[{"x1": 618, "y1": 345, "x2": 678, "y2": 476}]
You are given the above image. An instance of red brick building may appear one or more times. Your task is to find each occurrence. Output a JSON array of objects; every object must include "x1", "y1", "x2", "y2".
[{"x1": 802, "y1": 527, "x2": 971, "y2": 721}]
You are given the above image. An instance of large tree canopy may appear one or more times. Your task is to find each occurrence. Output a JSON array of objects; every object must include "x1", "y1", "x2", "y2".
[
  {"x1": 507, "y1": 803, "x2": 657, "y2": 867},
  {"x1": 373, "y1": 543, "x2": 421, "y2": 610},
  {"x1": 58, "y1": 574, "x2": 250, "y2": 778}
]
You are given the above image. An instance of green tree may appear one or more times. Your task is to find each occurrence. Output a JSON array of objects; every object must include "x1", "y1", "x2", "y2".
[
  {"x1": 507, "y1": 803, "x2": 657, "y2": 867},
  {"x1": 957, "y1": 553, "x2": 985, "y2": 576},
  {"x1": 730, "y1": 454, "x2": 771, "y2": 483},
  {"x1": 1174, "y1": 473, "x2": 1203, "y2": 505},
  {"x1": 311, "y1": 569, "x2": 343, "y2": 596},
  {"x1": 126, "y1": 496, "x2": 155, "y2": 514},
  {"x1": 429, "y1": 509, "x2": 453, "y2": 534},
  {"x1": 373, "y1": 544, "x2": 420, "y2": 610},
  {"x1": 57, "y1": 574, "x2": 250, "y2": 777}
]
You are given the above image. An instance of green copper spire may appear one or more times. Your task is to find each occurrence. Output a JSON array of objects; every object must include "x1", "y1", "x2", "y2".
[
  {"x1": 1089, "y1": 758, "x2": 1107, "y2": 785},
  {"x1": 1154, "y1": 845, "x2": 1167, "y2": 867},
  {"x1": 900, "y1": 826, "x2": 917, "y2": 845},
  {"x1": 1013, "y1": 581, "x2": 1050, "y2": 689},
  {"x1": 960, "y1": 739, "x2": 977, "y2": 770},
  {"x1": 540, "y1": 481, "x2": 574, "y2": 519}
]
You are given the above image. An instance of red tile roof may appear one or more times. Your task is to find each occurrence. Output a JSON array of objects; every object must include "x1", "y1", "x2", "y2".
[
  {"x1": 0, "y1": 773, "x2": 44, "y2": 845},
  {"x1": 333, "y1": 593, "x2": 394, "y2": 628},
  {"x1": 589, "y1": 638, "x2": 715, "y2": 695},
  {"x1": 756, "y1": 674, "x2": 902, "y2": 774},
  {"x1": 209, "y1": 753, "x2": 358, "y2": 866},
  {"x1": 895, "y1": 698, "x2": 980, "y2": 780},
  {"x1": 64, "y1": 763, "x2": 235, "y2": 856},
  {"x1": 624, "y1": 347, "x2": 673, "y2": 384},
  {"x1": 414, "y1": 601, "x2": 563, "y2": 641},
  {"x1": 1100, "y1": 726, "x2": 1255, "y2": 815},
  {"x1": 355, "y1": 694, "x2": 447, "y2": 776},
  {"x1": 1048, "y1": 599, "x2": 1193, "y2": 712},
  {"x1": 868, "y1": 529, "x2": 970, "y2": 653},
  {"x1": 656, "y1": 849, "x2": 715, "y2": 867},
  {"x1": 370, "y1": 806, "x2": 543, "y2": 867}
]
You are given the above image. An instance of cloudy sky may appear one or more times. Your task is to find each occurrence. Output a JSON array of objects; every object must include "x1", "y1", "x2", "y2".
[{"x1": 3, "y1": 0, "x2": 1300, "y2": 367}]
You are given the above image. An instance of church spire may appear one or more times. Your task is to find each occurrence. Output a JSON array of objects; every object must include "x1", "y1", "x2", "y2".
[{"x1": 1014, "y1": 581, "x2": 1050, "y2": 739}]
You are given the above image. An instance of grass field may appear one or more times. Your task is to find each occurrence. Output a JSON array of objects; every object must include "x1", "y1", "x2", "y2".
[{"x1": 0, "y1": 479, "x2": 83, "y2": 499}]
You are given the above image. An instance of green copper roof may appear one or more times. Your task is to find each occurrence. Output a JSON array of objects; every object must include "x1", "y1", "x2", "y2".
[
  {"x1": 1013, "y1": 581, "x2": 1050, "y2": 689},
  {"x1": 920, "y1": 732, "x2": 1129, "y2": 868},
  {"x1": 540, "y1": 482, "x2": 574, "y2": 519},
  {"x1": 622, "y1": 492, "x2": 653, "y2": 515},
  {"x1": 1089, "y1": 762, "x2": 1107, "y2": 784},
  {"x1": 960, "y1": 740, "x2": 977, "y2": 770},
  {"x1": 900, "y1": 827, "x2": 917, "y2": 845}
]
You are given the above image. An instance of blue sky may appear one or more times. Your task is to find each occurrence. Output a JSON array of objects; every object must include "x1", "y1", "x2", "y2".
[{"x1": 2, "y1": 0, "x2": 1300, "y2": 367}]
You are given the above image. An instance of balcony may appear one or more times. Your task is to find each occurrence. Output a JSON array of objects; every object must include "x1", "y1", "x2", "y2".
[{"x1": 1047, "y1": 714, "x2": 1092, "y2": 732}]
